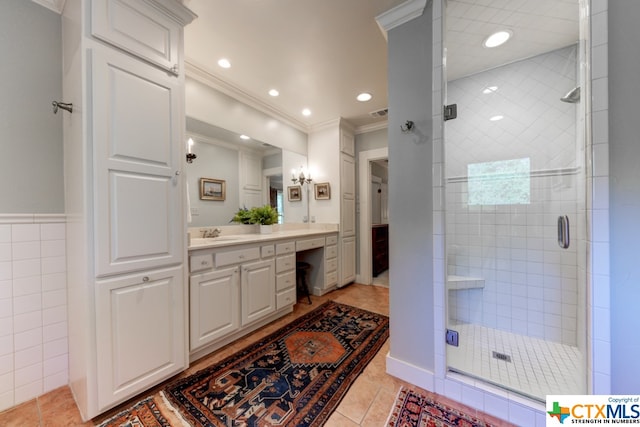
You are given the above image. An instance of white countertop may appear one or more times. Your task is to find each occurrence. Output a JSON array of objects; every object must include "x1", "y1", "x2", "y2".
[{"x1": 188, "y1": 225, "x2": 338, "y2": 250}]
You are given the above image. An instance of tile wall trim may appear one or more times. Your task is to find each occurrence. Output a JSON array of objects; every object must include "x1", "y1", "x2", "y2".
[{"x1": 0, "y1": 214, "x2": 66, "y2": 224}]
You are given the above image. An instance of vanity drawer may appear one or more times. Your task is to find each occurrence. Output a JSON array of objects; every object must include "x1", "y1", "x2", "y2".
[
  {"x1": 326, "y1": 235, "x2": 338, "y2": 245},
  {"x1": 276, "y1": 271, "x2": 295, "y2": 292},
  {"x1": 325, "y1": 245, "x2": 337, "y2": 259},
  {"x1": 325, "y1": 258, "x2": 338, "y2": 273},
  {"x1": 261, "y1": 245, "x2": 275, "y2": 258},
  {"x1": 276, "y1": 288, "x2": 296, "y2": 309},
  {"x1": 190, "y1": 253, "x2": 213, "y2": 273},
  {"x1": 326, "y1": 270, "x2": 338, "y2": 287},
  {"x1": 296, "y1": 237, "x2": 324, "y2": 252},
  {"x1": 276, "y1": 241, "x2": 295, "y2": 255},
  {"x1": 91, "y1": 0, "x2": 181, "y2": 73},
  {"x1": 215, "y1": 247, "x2": 260, "y2": 267},
  {"x1": 276, "y1": 254, "x2": 296, "y2": 274}
]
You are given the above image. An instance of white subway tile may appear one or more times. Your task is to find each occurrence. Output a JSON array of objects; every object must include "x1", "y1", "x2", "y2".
[
  {"x1": 0, "y1": 226, "x2": 11, "y2": 244},
  {"x1": 0, "y1": 372, "x2": 14, "y2": 394},
  {"x1": 43, "y1": 321, "x2": 67, "y2": 343},
  {"x1": 43, "y1": 353, "x2": 67, "y2": 377},
  {"x1": 0, "y1": 353, "x2": 12, "y2": 376},
  {"x1": 14, "y1": 328, "x2": 42, "y2": 352},
  {"x1": 13, "y1": 293, "x2": 41, "y2": 315},
  {"x1": 0, "y1": 280, "x2": 11, "y2": 300},
  {"x1": 0, "y1": 390, "x2": 13, "y2": 413},
  {"x1": 14, "y1": 362, "x2": 42, "y2": 388},
  {"x1": 13, "y1": 379, "x2": 42, "y2": 405},
  {"x1": 40, "y1": 224, "x2": 65, "y2": 241},
  {"x1": 0, "y1": 244, "x2": 10, "y2": 263},
  {"x1": 0, "y1": 262, "x2": 11, "y2": 281},
  {"x1": 13, "y1": 311, "x2": 42, "y2": 334},
  {"x1": 42, "y1": 272, "x2": 66, "y2": 292},
  {"x1": 11, "y1": 259, "x2": 40, "y2": 279},
  {"x1": 41, "y1": 240, "x2": 65, "y2": 258},
  {"x1": 41, "y1": 256, "x2": 66, "y2": 276},
  {"x1": 43, "y1": 337, "x2": 67, "y2": 359},
  {"x1": 11, "y1": 225, "x2": 40, "y2": 243},
  {"x1": 11, "y1": 242, "x2": 40, "y2": 261},
  {"x1": 14, "y1": 345, "x2": 42, "y2": 370},
  {"x1": 42, "y1": 306, "x2": 66, "y2": 326},
  {"x1": 12, "y1": 276, "x2": 41, "y2": 298},
  {"x1": 42, "y1": 289, "x2": 66, "y2": 310},
  {"x1": 44, "y1": 371, "x2": 67, "y2": 394}
]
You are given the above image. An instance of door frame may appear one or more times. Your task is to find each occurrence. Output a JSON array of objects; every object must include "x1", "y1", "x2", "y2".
[{"x1": 357, "y1": 147, "x2": 388, "y2": 285}]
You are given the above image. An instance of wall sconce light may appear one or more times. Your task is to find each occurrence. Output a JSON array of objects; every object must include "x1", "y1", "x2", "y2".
[
  {"x1": 291, "y1": 166, "x2": 312, "y2": 186},
  {"x1": 186, "y1": 138, "x2": 197, "y2": 163}
]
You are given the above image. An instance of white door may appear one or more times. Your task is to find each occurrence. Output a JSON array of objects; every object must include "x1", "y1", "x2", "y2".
[
  {"x1": 91, "y1": 47, "x2": 183, "y2": 277},
  {"x1": 241, "y1": 259, "x2": 275, "y2": 325},
  {"x1": 190, "y1": 267, "x2": 240, "y2": 351},
  {"x1": 95, "y1": 266, "x2": 185, "y2": 410}
]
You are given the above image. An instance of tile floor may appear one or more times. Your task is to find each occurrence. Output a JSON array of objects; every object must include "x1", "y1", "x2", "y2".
[
  {"x1": 0, "y1": 283, "x2": 514, "y2": 426},
  {"x1": 447, "y1": 323, "x2": 586, "y2": 402}
]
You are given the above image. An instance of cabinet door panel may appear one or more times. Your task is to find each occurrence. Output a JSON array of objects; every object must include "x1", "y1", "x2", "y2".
[
  {"x1": 92, "y1": 0, "x2": 180, "y2": 72},
  {"x1": 340, "y1": 236, "x2": 356, "y2": 286},
  {"x1": 241, "y1": 259, "x2": 275, "y2": 325},
  {"x1": 190, "y1": 267, "x2": 240, "y2": 351},
  {"x1": 340, "y1": 154, "x2": 356, "y2": 198},
  {"x1": 341, "y1": 197, "x2": 356, "y2": 236},
  {"x1": 92, "y1": 48, "x2": 182, "y2": 276},
  {"x1": 95, "y1": 266, "x2": 185, "y2": 410}
]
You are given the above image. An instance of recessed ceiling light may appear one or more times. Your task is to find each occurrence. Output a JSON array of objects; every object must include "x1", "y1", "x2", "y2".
[
  {"x1": 357, "y1": 92, "x2": 373, "y2": 102},
  {"x1": 240, "y1": 135, "x2": 250, "y2": 140},
  {"x1": 217, "y1": 58, "x2": 231, "y2": 68},
  {"x1": 268, "y1": 89, "x2": 279, "y2": 97},
  {"x1": 302, "y1": 108, "x2": 311, "y2": 116},
  {"x1": 490, "y1": 115, "x2": 504, "y2": 121},
  {"x1": 482, "y1": 86, "x2": 498, "y2": 94},
  {"x1": 483, "y1": 30, "x2": 512, "y2": 48}
]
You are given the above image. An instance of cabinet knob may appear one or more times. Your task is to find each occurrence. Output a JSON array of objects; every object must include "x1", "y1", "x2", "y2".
[
  {"x1": 142, "y1": 276, "x2": 149, "y2": 282},
  {"x1": 175, "y1": 171, "x2": 181, "y2": 176}
]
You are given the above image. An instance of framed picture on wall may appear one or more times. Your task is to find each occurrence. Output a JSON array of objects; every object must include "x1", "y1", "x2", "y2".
[
  {"x1": 288, "y1": 185, "x2": 302, "y2": 201},
  {"x1": 314, "y1": 182, "x2": 331, "y2": 200},
  {"x1": 200, "y1": 178, "x2": 226, "y2": 201}
]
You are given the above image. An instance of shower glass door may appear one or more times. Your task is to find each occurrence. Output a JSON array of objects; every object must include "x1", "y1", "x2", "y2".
[{"x1": 444, "y1": 2, "x2": 587, "y2": 400}]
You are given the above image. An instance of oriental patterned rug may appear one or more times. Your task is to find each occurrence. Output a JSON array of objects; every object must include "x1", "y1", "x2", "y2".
[
  {"x1": 387, "y1": 387, "x2": 498, "y2": 427},
  {"x1": 163, "y1": 300, "x2": 389, "y2": 426},
  {"x1": 97, "y1": 396, "x2": 171, "y2": 427}
]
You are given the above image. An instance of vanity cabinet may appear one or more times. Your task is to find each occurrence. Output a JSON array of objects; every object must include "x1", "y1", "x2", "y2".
[
  {"x1": 241, "y1": 259, "x2": 276, "y2": 325},
  {"x1": 189, "y1": 266, "x2": 240, "y2": 351},
  {"x1": 340, "y1": 130, "x2": 357, "y2": 285},
  {"x1": 275, "y1": 241, "x2": 296, "y2": 308},
  {"x1": 62, "y1": 0, "x2": 195, "y2": 420}
]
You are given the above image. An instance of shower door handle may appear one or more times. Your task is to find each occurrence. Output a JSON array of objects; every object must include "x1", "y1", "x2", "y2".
[{"x1": 557, "y1": 215, "x2": 570, "y2": 249}]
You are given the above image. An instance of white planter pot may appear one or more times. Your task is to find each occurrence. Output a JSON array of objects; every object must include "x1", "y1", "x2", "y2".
[{"x1": 259, "y1": 224, "x2": 272, "y2": 234}]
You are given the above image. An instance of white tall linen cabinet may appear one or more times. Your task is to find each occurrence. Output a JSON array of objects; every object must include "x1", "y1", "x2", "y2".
[{"x1": 61, "y1": 0, "x2": 196, "y2": 420}]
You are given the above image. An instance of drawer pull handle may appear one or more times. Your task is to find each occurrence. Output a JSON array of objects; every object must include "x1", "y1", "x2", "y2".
[
  {"x1": 239, "y1": 255, "x2": 245, "y2": 259},
  {"x1": 201, "y1": 260, "x2": 207, "y2": 265},
  {"x1": 142, "y1": 276, "x2": 149, "y2": 282}
]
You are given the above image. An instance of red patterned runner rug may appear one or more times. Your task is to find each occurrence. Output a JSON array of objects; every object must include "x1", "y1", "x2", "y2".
[
  {"x1": 163, "y1": 300, "x2": 389, "y2": 426},
  {"x1": 97, "y1": 396, "x2": 173, "y2": 427},
  {"x1": 386, "y1": 387, "x2": 498, "y2": 427}
]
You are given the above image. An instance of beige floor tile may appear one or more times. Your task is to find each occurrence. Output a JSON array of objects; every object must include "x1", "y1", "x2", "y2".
[
  {"x1": 335, "y1": 376, "x2": 380, "y2": 424},
  {"x1": 360, "y1": 388, "x2": 398, "y2": 426}
]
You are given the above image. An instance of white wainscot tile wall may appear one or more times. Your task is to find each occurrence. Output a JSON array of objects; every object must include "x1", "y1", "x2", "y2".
[{"x1": 0, "y1": 217, "x2": 67, "y2": 412}]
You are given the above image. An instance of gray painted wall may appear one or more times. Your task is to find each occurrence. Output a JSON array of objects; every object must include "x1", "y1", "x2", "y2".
[
  {"x1": 387, "y1": 4, "x2": 434, "y2": 369},
  {"x1": 609, "y1": 1, "x2": 640, "y2": 393},
  {"x1": 0, "y1": 1, "x2": 64, "y2": 213}
]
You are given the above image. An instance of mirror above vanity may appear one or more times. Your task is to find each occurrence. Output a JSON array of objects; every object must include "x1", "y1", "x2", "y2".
[{"x1": 186, "y1": 117, "x2": 309, "y2": 227}]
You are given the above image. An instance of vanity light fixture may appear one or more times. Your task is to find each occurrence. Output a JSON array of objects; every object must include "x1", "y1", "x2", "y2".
[
  {"x1": 268, "y1": 89, "x2": 279, "y2": 97},
  {"x1": 483, "y1": 30, "x2": 512, "y2": 48},
  {"x1": 217, "y1": 58, "x2": 231, "y2": 68},
  {"x1": 291, "y1": 166, "x2": 312, "y2": 186},
  {"x1": 186, "y1": 138, "x2": 197, "y2": 163},
  {"x1": 357, "y1": 92, "x2": 373, "y2": 102}
]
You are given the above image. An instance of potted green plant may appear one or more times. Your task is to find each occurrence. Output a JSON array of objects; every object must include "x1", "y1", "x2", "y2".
[
  {"x1": 231, "y1": 207, "x2": 252, "y2": 224},
  {"x1": 249, "y1": 205, "x2": 279, "y2": 233}
]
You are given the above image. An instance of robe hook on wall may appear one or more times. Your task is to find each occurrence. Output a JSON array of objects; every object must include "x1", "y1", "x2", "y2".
[
  {"x1": 400, "y1": 120, "x2": 414, "y2": 133},
  {"x1": 52, "y1": 101, "x2": 73, "y2": 114}
]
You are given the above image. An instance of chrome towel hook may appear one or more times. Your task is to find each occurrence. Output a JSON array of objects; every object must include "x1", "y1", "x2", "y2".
[{"x1": 52, "y1": 101, "x2": 73, "y2": 114}]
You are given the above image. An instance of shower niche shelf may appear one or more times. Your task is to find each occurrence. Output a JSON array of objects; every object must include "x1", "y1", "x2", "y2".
[{"x1": 446, "y1": 275, "x2": 485, "y2": 290}]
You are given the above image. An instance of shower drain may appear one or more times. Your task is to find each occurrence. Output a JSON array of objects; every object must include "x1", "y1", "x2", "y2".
[{"x1": 492, "y1": 351, "x2": 512, "y2": 363}]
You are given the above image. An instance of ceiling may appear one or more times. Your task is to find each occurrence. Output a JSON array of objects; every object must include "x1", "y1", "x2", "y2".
[{"x1": 183, "y1": 0, "x2": 579, "y2": 131}]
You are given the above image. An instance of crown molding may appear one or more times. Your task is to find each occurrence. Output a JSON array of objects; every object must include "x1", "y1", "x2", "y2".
[
  {"x1": 185, "y1": 59, "x2": 310, "y2": 134},
  {"x1": 355, "y1": 120, "x2": 388, "y2": 135},
  {"x1": 375, "y1": 0, "x2": 428, "y2": 40},
  {"x1": 31, "y1": 0, "x2": 66, "y2": 14}
]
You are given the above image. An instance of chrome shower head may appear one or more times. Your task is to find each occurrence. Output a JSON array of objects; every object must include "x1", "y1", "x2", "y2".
[{"x1": 561, "y1": 86, "x2": 581, "y2": 103}]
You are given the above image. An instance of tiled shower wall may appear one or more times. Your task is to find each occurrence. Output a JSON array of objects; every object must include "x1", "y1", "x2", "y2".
[
  {"x1": 446, "y1": 46, "x2": 584, "y2": 346},
  {"x1": 0, "y1": 216, "x2": 68, "y2": 412}
]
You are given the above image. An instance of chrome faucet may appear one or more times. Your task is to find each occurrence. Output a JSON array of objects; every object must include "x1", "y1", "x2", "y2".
[{"x1": 201, "y1": 227, "x2": 222, "y2": 238}]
